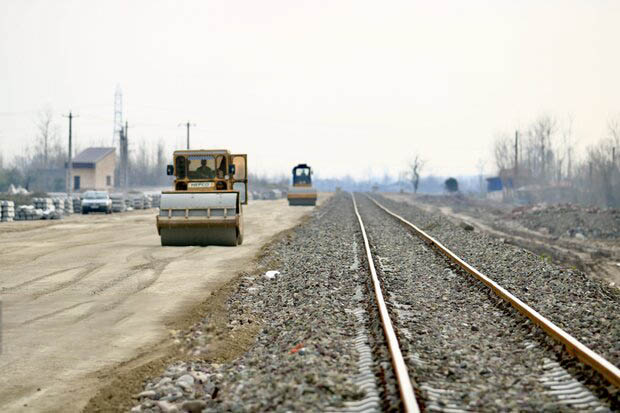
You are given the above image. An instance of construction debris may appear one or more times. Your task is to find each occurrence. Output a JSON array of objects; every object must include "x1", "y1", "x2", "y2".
[
  {"x1": 509, "y1": 203, "x2": 620, "y2": 239},
  {"x1": 7, "y1": 184, "x2": 29, "y2": 195}
]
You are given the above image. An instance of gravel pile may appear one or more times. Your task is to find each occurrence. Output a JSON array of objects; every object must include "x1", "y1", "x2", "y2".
[
  {"x1": 371, "y1": 195, "x2": 620, "y2": 371},
  {"x1": 131, "y1": 193, "x2": 368, "y2": 412},
  {"x1": 358, "y1": 195, "x2": 616, "y2": 410},
  {"x1": 509, "y1": 203, "x2": 620, "y2": 239},
  {"x1": 408, "y1": 193, "x2": 509, "y2": 217},
  {"x1": 1, "y1": 200, "x2": 15, "y2": 222}
]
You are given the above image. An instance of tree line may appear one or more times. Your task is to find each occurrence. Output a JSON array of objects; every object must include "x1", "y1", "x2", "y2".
[
  {"x1": 493, "y1": 114, "x2": 620, "y2": 207},
  {"x1": 0, "y1": 109, "x2": 173, "y2": 192}
]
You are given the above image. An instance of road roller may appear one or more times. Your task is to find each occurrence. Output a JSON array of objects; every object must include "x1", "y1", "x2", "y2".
[
  {"x1": 156, "y1": 150, "x2": 248, "y2": 246},
  {"x1": 287, "y1": 163, "x2": 317, "y2": 206}
]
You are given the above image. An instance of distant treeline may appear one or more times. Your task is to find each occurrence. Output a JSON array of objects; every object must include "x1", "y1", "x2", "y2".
[
  {"x1": 312, "y1": 175, "x2": 481, "y2": 194},
  {"x1": 493, "y1": 114, "x2": 620, "y2": 207}
]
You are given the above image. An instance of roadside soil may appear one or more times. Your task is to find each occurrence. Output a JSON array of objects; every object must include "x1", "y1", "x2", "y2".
[
  {"x1": 384, "y1": 193, "x2": 620, "y2": 287},
  {"x1": 0, "y1": 195, "x2": 329, "y2": 412}
]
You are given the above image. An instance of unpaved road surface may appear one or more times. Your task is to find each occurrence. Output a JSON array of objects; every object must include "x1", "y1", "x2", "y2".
[{"x1": 0, "y1": 197, "x2": 326, "y2": 412}]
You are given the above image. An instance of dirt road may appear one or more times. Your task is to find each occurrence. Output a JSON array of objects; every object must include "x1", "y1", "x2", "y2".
[{"x1": 0, "y1": 197, "x2": 326, "y2": 412}]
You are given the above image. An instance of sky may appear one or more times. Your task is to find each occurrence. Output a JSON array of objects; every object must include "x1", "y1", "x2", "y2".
[{"x1": 0, "y1": 0, "x2": 619, "y2": 179}]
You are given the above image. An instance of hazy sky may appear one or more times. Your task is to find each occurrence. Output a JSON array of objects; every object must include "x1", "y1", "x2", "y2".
[{"x1": 1, "y1": 0, "x2": 619, "y2": 179}]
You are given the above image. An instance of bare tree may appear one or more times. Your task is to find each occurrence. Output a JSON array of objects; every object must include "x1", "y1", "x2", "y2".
[
  {"x1": 493, "y1": 132, "x2": 513, "y2": 172},
  {"x1": 36, "y1": 107, "x2": 58, "y2": 168},
  {"x1": 490, "y1": 114, "x2": 620, "y2": 207},
  {"x1": 406, "y1": 155, "x2": 425, "y2": 193},
  {"x1": 608, "y1": 117, "x2": 620, "y2": 145},
  {"x1": 156, "y1": 140, "x2": 167, "y2": 185},
  {"x1": 527, "y1": 115, "x2": 557, "y2": 182},
  {"x1": 559, "y1": 114, "x2": 575, "y2": 181},
  {"x1": 476, "y1": 158, "x2": 486, "y2": 195},
  {"x1": 397, "y1": 171, "x2": 407, "y2": 192}
]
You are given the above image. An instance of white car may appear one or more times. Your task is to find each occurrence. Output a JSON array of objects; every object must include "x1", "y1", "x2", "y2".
[{"x1": 81, "y1": 191, "x2": 112, "y2": 214}]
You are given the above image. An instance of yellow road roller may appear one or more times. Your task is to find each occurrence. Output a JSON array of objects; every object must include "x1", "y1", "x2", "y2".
[
  {"x1": 156, "y1": 150, "x2": 247, "y2": 246},
  {"x1": 287, "y1": 163, "x2": 317, "y2": 206}
]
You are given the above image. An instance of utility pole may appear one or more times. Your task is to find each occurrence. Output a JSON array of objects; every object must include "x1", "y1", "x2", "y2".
[
  {"x1": 179, "y1": 121, "x2": 196, "y2": 149},
  {"x1": 63, "y1": 112, "x2": 78, "y2": 195},
  {"x1": 514, "y1": 130, "x2": 519, "y2": 186},
  {"x1": 120, "y1": 121, "x2": 129, "y2": 190},
  {"x1": 113, "y1": 85, "x2": 123, "y2": 147},
  {"x1": 541, "y1": 137, "x2": 545, "y2": 182}
]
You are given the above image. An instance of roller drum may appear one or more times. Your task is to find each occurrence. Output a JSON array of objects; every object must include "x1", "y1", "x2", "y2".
[
  {"x1": 157, "y1": 192, "x2": 241, "y2": 246},
  {"x1": 287, "y1": 186, "x2": 317, "y2": 206}
]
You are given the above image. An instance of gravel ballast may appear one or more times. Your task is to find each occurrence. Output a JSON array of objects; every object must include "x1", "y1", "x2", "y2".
[
  {"x1": 357, "y1": 194, "x2": 617, "y2": 410},
  {"x1": 126, "y1": 192, "x2": 619, "y2": 411},
  {"x1": 370, "y1": 194, "x2": 620, "y2": 370},
  {"x1": 130, "y1": 193, "x2": 369, "y2": 412}
]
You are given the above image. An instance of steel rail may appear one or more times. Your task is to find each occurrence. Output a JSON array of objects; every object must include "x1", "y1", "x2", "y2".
[
  {"x1": 365, "y1": 194, "x2": 620, "y2": 389},
  {"x1": 351, "y1": 193, "x2": 420, "y2": 413}
]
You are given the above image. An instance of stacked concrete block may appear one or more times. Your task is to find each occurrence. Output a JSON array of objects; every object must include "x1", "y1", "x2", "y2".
[
  {"x1": 26, "y1": 197, "x2": 63, "y2": 220},
  {"x1": 110, "y1": 194, "x2": 126, "y2": 213},
  {"x1": 52, "y1": 198, "x2": 65, "y2": 215},
  {"x1": 72, "y1": 196, "x2": 82, "y2": 213},
  {"x1": 151, "y1": 193, "x2": 161, "y2": 209},
  {"x1": 143, "y1": 194, "x2": 153, "y2": 209},
  {"x1": 33, "y1": 197, "x2": 54, "y2": 211},
  {"x1": 15, "y1": 205, "x2": 43, "y2": 220},
  {"x1": 64, "y1": 197, "x2": 74, "y2": 214},
  {"x1": 1, "y1": 201, "x2": 15, "y2": 222},
  {"x1": 43, "y1": 207, "x2": 63, "y2": 220},
  {"x1": 132, "y1": 194, "x2": 144, "y2": 210}
]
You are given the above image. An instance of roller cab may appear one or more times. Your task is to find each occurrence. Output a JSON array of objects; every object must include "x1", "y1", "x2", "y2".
[
  {"x1": 287, "y1": 163, "x2": 317, "y2": 206},
  {"x1": 156, "y1": 150, "x2": 247, "y2": 246}
]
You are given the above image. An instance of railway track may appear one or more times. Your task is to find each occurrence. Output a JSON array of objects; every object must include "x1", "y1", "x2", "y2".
[{"x1": 351, "y1": 193, "x2": 619, "y2": 412}]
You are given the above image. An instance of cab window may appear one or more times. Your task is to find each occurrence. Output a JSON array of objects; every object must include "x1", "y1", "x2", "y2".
[
  {"x1": 216, "y1": 155, "x2": 227, "y2": 179},
  {"x1": 232, "y1": 157, "x2": 246, "y2": 180},
  {"x1": 294, "y1": 167, "x2": 311, "y2": 184},
  {"x1": 187, "y1": 155, "x2": 216, "y2": 179},
  {"x1": 175, "y1": 156, "x2": 187, "y2": 179}
]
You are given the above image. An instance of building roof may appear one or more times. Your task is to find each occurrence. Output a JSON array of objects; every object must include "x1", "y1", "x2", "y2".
[{"x1": 73, "y1": 147, "x2": 115, "y2": 163}]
